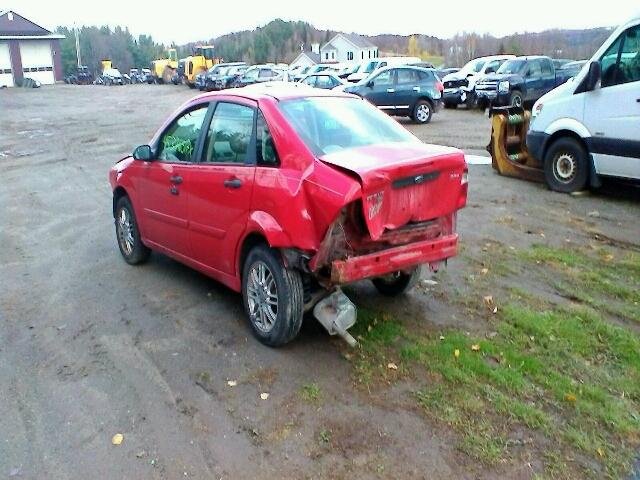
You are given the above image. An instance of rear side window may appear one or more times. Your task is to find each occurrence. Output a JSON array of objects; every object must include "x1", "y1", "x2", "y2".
[
  {"x1": 158, "y1": 105, "x2": 208, "y2": 162},
  {"x1": 203, "y1": 103, "x2": 255, "y2": 164},
  {"x1": 541, "y1": 59, "x2": 553, "y2": 76},
  {"x1": 256, "y1": 111, "x2": 279, "y2": 167},
  {"x1": 258, "y1": 69, "x2": 273, "y2": 78},
  {"x1": 396, "y1": 69, "x2": 419, "y2": 84}
]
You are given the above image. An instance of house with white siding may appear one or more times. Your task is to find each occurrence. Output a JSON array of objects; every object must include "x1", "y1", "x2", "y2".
[{"x1": 320, "y1": 34, "x2": 378, "y2": 64}]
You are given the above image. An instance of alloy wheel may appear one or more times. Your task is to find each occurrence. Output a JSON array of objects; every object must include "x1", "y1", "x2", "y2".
[
  {"x1": 116, "y1": 207, "x2": 135, "y2": 256},
  {"x1": 246, "y1": 261, "x2": 279, "y2": 333},
  {"x1": 416, "y1": 104, "x2": 431, "y2": 122}
]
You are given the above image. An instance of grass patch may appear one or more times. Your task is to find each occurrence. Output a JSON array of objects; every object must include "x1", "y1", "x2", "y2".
[
  {"x1": 518, "y1": 244, "x2": 640, "y2": 323},
  {"x1": 300, "y1": 383, "x2": 322, "y2": 403}
]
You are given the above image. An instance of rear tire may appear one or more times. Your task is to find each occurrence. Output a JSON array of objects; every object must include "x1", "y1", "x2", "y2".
[
  {"x1": 372, "y1": 266, "x2": 422, "y2": 296},
  {"x1": 114, "y1": 196, "x2": 150, "y2": 265},
  {"x1": 444, "y1": 102, "x2": 457, "y2": 109},
  {"x1": 242, "y1": 245, "x2": 304, "y2": 347},
  {"x1": 544, "y1": 137, "x2": 589, "y2": 193},
  {"x1": 412, "y1": 100, "x2": 433, "y2": 124}
]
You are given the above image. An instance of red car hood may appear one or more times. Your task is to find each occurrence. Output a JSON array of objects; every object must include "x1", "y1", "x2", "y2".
[{"x1": 320, "y1": 142, "x2": 467, "y2": 240}]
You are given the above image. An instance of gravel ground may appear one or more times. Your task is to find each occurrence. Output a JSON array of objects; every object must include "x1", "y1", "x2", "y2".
[{"x1": 1, "y1": 84, "x2": 638, "y2": 480}]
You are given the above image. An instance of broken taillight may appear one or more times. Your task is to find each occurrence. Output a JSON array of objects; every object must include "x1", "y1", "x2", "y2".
[{"x1": 458, "y1": 168, "x2": 469, "y2": 209}]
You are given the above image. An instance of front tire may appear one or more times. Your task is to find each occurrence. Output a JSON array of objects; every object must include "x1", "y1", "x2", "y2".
[
  {"x1": 509, "y1": 90, "x2": 523, "y2": 108},
  {"x1": 412, "y1": 100, "x2": 433, "y2": 124},
  {"x1": 242, "y1": 245, "x2": 304, "y2": 347},
  {"x1": 544, "y1": 137, "x2": 589, "y2": 193},
  {"x1": 372, "y1": 266, "x2": 422, "y2": 296},
  {"x1": 114, "y1": 196, "x2": 150, "y2": 265}
]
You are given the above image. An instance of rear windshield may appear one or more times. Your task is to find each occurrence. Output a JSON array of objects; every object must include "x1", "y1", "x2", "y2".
[
  {"x1": 498, "y1": 59, "x2": 527, "y2": 74},
  {"x1": 278, "y1": 97, "x2": 419, "y2": 156}
]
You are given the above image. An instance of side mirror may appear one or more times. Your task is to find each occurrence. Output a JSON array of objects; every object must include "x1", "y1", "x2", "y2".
[
  {"x1": 585, "y1": 61, "x2": 601, "y2": 91},
  {"x1": 366, "y1": 80, "x2": 374, "y2": 88},
  {"x1": 133, "y1": 144, "x2": 153, "y2": 161}
]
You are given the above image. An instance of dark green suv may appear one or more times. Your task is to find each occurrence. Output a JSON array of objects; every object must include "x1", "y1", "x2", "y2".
[{"x1": 343, "y1": 66, "x2": 444, "y2": 124}]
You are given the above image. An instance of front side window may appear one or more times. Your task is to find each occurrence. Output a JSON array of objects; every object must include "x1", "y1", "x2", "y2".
[
  {"x1": 527, "y1": 61, "x2": 542, "y2": 77},
  {"x1": 301, "y1": 76, "x2": 316, "y2": 87},
  {"x1": 244, "y1": 69, "x2": 259, "y2": 80},
  {"x1": 498, "y1": 59, "x2": 526, "y2": 75},
  {"x1": 202, "y1": 103, "x2": 255, "y2": 164},
  {"x1": 158, "y1": 105, "x2": 208, "y2": 162},
  {"x1": 278, "y1": 97, "x2": 419, "y2": 156},
  {"x1": 601, "y1": 25, "x2": 640, "y2": 87},
  {"x1": 485, "y1": 60, "x2": 500, "y2": 74},
  {"x1": 372, "y1": 69, "x2": 393, "y2": 86},
  {"x1": 315, "y1": 75, "x2": 333, "y2": 88}
]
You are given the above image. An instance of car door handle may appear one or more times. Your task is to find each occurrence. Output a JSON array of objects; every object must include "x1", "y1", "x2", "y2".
[
  {"x1": 169, "y1": 186, "x2": 179, "y2": 195},
  {"x1": 413, "y1": 86, "x2": 421, "y2": 92},
  {"x1": 223, "y1": 178, "x2": 242, "y2": 189},
  {"x1": 170, "y1": 175, "x2": 183, "y2": 184},
  {"x1": 386, "y1": 88, "x2": 395, "y2": 93}
]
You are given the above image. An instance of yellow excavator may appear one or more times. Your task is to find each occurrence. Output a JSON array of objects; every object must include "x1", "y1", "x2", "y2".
[
  {"x1": 184, "y1": 45, "x2": 221, "y2": 88},
  {"x1": 486, "y1": 107, "x2": 545, "y2": 183},
  {"x1": 151, "y1": 48, "x2": 178, "y2": 84}
]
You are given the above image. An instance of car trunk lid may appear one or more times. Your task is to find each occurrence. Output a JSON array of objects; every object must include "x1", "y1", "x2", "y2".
[{"x1": 320, "y1": 142, "x2": 467, "y2": 240}]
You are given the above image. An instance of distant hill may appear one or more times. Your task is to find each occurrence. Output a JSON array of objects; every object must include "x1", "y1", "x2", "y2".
[{"x1": 192, "y1": 20, "x2": 613, "y2": 66}]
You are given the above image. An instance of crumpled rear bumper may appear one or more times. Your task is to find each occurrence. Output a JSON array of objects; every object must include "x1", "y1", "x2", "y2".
[{"x1": 330, "y1": 234, "x2": 458, "y2": 284}]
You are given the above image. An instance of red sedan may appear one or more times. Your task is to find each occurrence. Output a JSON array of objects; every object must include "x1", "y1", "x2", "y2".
[{"x1": 109, "y1": 87, "x2": 468, "y2": 346}]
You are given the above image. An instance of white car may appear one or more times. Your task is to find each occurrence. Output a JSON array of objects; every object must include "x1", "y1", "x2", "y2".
[{"x1": 527, "y1": 12, "x2": 640, "y2": 192}]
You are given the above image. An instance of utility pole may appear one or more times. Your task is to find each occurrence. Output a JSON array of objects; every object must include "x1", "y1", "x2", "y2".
[{"x1": 74, "y1": 23, "x2": 82, "y2": 68}]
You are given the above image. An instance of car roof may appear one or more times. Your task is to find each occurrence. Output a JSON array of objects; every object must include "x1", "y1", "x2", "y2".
[{"x1": 190, "y1": 84, "x2": 354, "y2": 103}]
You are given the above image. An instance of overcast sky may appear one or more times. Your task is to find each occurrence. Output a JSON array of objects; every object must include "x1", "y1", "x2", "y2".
[{"x1": 8, "y1": 0, "x2": 639, "y2": 44}]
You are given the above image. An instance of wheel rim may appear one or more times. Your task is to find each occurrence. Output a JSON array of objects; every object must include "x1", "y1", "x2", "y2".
[
  {"x1": 116, "y1": 207, "x2": 135, "y2": 256},
  {"x1": 246, "y1": 261, "x2": 278, "y2": 333},
  {"x1": 553, "y1": 152, "x2": 577, "y2": 183},
  {"x1": 416, "y1": 104, "x2": 430, "y2": 122},
  {"x1": 512, "y1": 95, "x2": 522, "y2": 107}
]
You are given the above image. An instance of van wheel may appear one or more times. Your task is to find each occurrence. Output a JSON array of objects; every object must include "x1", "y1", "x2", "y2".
[
  {"x1": 242, "y1": 245, "x2": 304, "y2": 347},
  {"x1": 544, "y1": 137, "x2": 589, "y2": 193},
  {"x1": 412, "y1": 100, "x2": 433, "y2": 124},
  {"x1": 372, "y1": 266, "x2": 422, "y2": 296},
  {"x1": 114, "y1": 196, "x2": 150, "y2": 265}
]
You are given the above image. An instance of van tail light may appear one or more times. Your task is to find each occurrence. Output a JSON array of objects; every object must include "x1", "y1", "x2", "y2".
[
  {"x1": 457, "y1": 168, "x2": 468, "y2": 209},
  {"x1": 435, "y1": 80, "x2": 444, "y2": 93}
]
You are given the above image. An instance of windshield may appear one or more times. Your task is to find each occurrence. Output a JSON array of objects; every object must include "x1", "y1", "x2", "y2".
[
  {"x1": 497, "y1": 59, "x2": 526, "y2": 74},
  {"x1": 462, "y1": 58, "x2": 485, "y2": 74},
  {"x1": 363, "y1": 61, "x2": 380, "y2": 73},
  {"x1": 278, "y1": 97, "x2": 419, "y2": 156}
]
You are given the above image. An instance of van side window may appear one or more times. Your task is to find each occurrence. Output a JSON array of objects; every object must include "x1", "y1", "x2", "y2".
[{"x1": 600, "y1": 26, "x2": 640, "y2": 87}]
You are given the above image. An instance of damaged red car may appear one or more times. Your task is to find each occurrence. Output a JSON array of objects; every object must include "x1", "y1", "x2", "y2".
[{"x1": 109, "y1": 88, "x2": 468, "y2": 346}]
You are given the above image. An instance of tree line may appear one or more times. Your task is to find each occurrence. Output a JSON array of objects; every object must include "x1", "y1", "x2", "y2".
[{"x1": 55, "y1": 20, "x2": 614, "y2": 76}]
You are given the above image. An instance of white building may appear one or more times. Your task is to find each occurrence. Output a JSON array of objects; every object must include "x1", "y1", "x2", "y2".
[
  {"x1": 289, "y1": 44, "x2": 321, "y2": 69},
  {"x1": 320, "y1": 33, "x2": 378, "y2": 64}
]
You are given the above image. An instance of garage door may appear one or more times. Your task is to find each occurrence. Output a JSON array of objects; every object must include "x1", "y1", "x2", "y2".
[
  {"x1": 19, "y1": 40, "x2": 55, "y2": 85},
  {"x1": 0, "y1": 42, "x2": 13, "y2": 87}
]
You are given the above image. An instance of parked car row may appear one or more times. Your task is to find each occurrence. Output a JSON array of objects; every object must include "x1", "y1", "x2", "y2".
[{"x1": 442, "y1": 54, "x2": 588, "y2": 109}]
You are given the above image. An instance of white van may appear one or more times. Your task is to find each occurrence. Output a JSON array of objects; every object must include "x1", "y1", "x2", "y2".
[
  {"x1": 527, "y1": 13, "x2": 640, "y2": 192},
  {"x1": 347, "y1": 56, "x2": 421, "y2": 83}
]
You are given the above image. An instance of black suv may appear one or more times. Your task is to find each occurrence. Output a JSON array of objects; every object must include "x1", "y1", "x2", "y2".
[{"x1": 343, "y1": 66, "x2": 443, "y2": 124}]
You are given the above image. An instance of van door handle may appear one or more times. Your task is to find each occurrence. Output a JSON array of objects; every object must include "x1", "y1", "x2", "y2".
[
  {"x1": 170, "y1": 175, "x2": 183, "y2": 184},
  {"x1": 223, "y1": 178, "x2": 242, "y2": 189},
  {"x1": 386, "y1": 88, "x2": 395, "y2": 93}
]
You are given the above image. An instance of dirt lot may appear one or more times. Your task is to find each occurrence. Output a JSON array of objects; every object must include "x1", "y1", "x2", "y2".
[{"x1": 1, "y1": 84, "x2": 639, "y2": 480}]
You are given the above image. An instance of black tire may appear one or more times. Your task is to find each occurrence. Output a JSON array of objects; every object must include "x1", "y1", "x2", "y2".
[
  {"x1": 509, "y1": 90, "x2": 524, "y2": 108},
  {"x1": 372, "y1": 266, "x2": 422, "y2": 296},
  {"x1": 444, "y1": 102, "x2": 457, "y2": 109},
  {"x1": 114, "y1": 196, "x2": 150, "y2": 265},
  {"x1": 412, "y1": 100, "x2": 433, "y2": 124},
  {"x1": 242, "y1": 245, "x2": 304, "y2": 347},
  {"x1": 544, "y1": 137, "x2": 589, "y2": 193}
]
